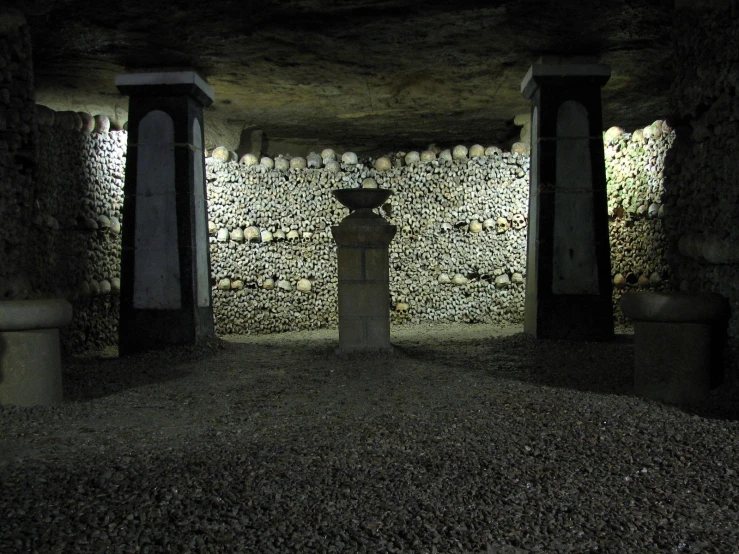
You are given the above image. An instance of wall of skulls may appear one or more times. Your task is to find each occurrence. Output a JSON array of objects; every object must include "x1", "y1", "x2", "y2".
[
  {"x1": 4, "y1": 106, "x2": 676, "y2": 352},
  {"x1": 0, "y1": 11, "x2": 37, "y2": 297},
  {"x1": 666, "y1": 4, "x2": 739, "y2": 374}
]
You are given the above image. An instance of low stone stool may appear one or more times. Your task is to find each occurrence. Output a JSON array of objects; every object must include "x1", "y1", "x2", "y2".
[
  {"x1": 620, "y1": 292, "x2": 729, "y2": 405},
  {"x1": 0, "y1": 299, "x2": 73, "y2": 407}
]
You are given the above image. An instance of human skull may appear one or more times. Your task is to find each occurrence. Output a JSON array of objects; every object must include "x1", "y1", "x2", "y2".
[
  {"x1": 260, "y1": 156, "x2": 274, "y2": 168},
  {"x1": 375, "y1": 156, "x2": 392, "y2": 170},
  {"x1": 452, "y1": 145, "x2": 468, "y2": 160},
  {"x1": 306, "y1": 152, "x2": 323, "y2": 168},
  {"x1": 274, "y1": 157, "x2": 290, "y2": 171},
  {"x1": 396, "y1": 302, "x2": 410, "y2": 313},
  {"x1": 321, "y1": 148, "x2": 337, "y2": 161},
  {"x1": 496, "y1": 217, "x2": 510, "y2": 233},
  {"x1": 420, "y1": 150, "x2": 436, "y2": 161},
  {"x1": 362, "y1": 178, "x2": 378, "y2": 189},
  {"x1": 290, "y1": 156, "x2": 307, "y2": 169},
  {"x1": 469, "y1": 144, "x2": 485, "y2": 157},
  {"x1": 482, "y1": 218, "x2": 496, "y2": 231},
  {"x1": 511, "y1": 214, "x2": 526, "y2": 230},
  {"x1": 404, "y1": 151, "x2": 420, "y2": 165},
  {"x1": 240, "y1": 153, "x2": 258, "y2": 166},
  {"x1": 341, "y1": 151, "x2": 358, "y2": 165}
]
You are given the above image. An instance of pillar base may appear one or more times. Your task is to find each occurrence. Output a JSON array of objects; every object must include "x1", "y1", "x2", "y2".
[
  {"x1": 0, "y1": 300, "x2": 72, "y2": 407},
  {"x1": 621, "y1": 292, "x2": 729, "y2": 404}
]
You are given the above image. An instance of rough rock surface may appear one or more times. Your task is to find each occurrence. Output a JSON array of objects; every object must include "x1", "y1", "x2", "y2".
[{"x1": 5, "y1": 0, "x2": 673, "y2": 152}]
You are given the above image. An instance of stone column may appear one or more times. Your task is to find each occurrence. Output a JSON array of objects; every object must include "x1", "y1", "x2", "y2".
[
  {"x1": 331, "y1": 198, "x2": 396, "y2": 353},
  {"x1": 116, "y1": 71, "x2": 214, "y2": 354},
  {"x1": 521, "y1": 57, "x2": 614, "y2": 340}
]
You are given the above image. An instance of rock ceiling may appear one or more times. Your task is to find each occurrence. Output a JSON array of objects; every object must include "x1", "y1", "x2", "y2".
[{"x1": 12, "y1": 0, "x2": 674, "y2": 153}]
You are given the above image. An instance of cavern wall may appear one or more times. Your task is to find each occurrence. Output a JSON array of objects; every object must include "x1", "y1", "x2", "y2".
[
  {"x1": 0, "y1": 10, "x2": 36, "y2": 295},
  {"x1": 667, "y1": 2, "x2": 739, "y2": 377},
  {"x1": 2, "y1": 110, "x2": 675, "y2": 353}
]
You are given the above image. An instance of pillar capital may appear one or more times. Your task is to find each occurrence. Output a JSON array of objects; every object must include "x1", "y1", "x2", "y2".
[
  {"x1": 521, "y1": 57, "x2": 610, "y2": 100},
  {"x1": 116, "y1": 70, "x2": 214, "y2": 107}
]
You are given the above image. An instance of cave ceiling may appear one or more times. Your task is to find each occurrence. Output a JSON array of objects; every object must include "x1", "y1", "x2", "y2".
[{"x1": 11, "y1": 0, "x2": 674, "y2": 153}]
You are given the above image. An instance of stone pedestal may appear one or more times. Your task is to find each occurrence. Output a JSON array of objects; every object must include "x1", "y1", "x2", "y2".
[
  {"x1": 0, "y1": 300, "x2": 72, "y2": 407},
  {"x1": 521, "y1": 57, "x2": 614, "y2": 340},
  {"x1": 621, "y1": 292, "x2": 729, "y2": 404},
  {"x1": 116, "y1": 71, "x2": 215, "y2": 354},
  {"x1": 331, "y1": 190, "x2": 396, "y2": 353}
]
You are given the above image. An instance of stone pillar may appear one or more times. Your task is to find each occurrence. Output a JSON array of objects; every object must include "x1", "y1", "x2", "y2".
[
  {"x1": 116, "y1": 71, "x2": 214, "y2": 354},
  {"x1": 331, "y1": 194, "x2": 396, "y2": 353},
  {"x1": 521, "y1": 57, "x2": 614, "y2": 340}
]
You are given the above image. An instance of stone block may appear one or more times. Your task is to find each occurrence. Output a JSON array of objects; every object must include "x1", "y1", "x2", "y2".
[
  {"x1": 621, "y1": 292, "x2": 729, "y2": 404},
  {"x1": 338, "y1": 317, "x2": 365, "y2": 352},
  {"x1": 338, "y1": 283, "x2": 388, "y2": 318},
  {"x1": 0, "y1": 299, "x2": 72, "y2": 407},
  {"x1": 337, "y1": 248, "x2": 364, "y2": 281},
  {"x1": 364, "y1": 248, "x2": 389, "y2": 282},
  {"x1": 365, "y1": 317, "x2": 391, "y2": 350}
]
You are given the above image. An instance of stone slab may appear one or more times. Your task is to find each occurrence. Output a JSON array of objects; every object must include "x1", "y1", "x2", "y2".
[
  {"x1": 633, "y1": 321, "x2": 716, "y2": 404},
  {"x1": 116, "y1": 71, "x2": 215, "y2": 106},
  {"x1": 621, "y1": 292, "x2": 729, "y2": 323},
  {"x1": 0, "y1": 328, "x2": 63, "y2": 407}
]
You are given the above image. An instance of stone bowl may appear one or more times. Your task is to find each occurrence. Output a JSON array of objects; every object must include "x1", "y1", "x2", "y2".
[{"x1": 332, "y1": 189, "x2": 392, "y2": 210}]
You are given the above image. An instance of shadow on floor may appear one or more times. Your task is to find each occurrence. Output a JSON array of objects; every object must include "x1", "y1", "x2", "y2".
[
  {"x1": 395, "y1": 331, "x2": 739, "y2": 422},
  {"x1": 61, "y1": 336, "x2": 227, "y2": 402}
]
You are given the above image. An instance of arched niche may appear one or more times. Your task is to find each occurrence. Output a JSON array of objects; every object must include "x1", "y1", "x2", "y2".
[
  {"x1": 133, "y1": 110, "x2": 182, "y2": 309},
  {"x1": 192, "y1": 117, "x2": 210, "y2": 307},
  {"x1": 552, "y1": 100, "x2": 599, "y2": 295}
]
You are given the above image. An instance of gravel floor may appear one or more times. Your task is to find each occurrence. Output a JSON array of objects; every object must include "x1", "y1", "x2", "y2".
[{"x1": 1, "y1": 323, "x2": 738, "y2": 553}]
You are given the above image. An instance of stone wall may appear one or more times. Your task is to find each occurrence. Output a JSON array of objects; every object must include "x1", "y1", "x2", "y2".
[
  {"x1": 5, "y1": 111, "x2": 675, "y2": 353},
  {"x1": 668, "y1": 2, "x2": 739, "y2": 376},
  {"x1": 0, "y1": 10, "x2": 36, "y2": 297}
]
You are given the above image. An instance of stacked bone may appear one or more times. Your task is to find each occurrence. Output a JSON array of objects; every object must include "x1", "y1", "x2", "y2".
[
  {"x1": 15, "y1": 124, "x2": 677, "y2": 351},
  {"x1": 205, "y1": 145, "x2": 532, "y2": 334},
  {"x1": 28, "y1": 112, "x2": 126, "y2": 352},
  {"x1": 0, "y1": 15, "x2": 36, "y2": 298},
  {"x1": 669, "y1": 7, "x2": 739, "y2": 346},
  {"x1": 604, "y1": 121, "x2": 676, "y2": 319}
]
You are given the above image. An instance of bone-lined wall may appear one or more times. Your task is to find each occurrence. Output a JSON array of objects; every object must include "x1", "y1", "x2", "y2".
[{"x1": 1, "y1": 111, "x2": 675, "y2": 353}]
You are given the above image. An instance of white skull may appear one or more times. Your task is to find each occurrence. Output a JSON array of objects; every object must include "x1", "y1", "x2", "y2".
[
  {"x1": 482, "y1": 218, "x2": 496, "y2": 231},
  {"x1": 511, "y1": 214, "x2": 526, "y2": 230},
  {"x1": 374, "y1": 156, "x2": 392, "y2": 170},
  {"x1": 452, "y1": 145, "x2": 468, "y2": 160},
  {"x1": 496, "y1": 217, "x2": 510, "y2": 233}
]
